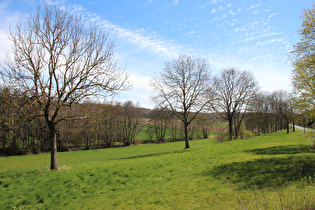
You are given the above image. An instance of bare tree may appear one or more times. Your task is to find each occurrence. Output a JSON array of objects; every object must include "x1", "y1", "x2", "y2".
[
  {"x1": 247, "y1": 92, "x2": 273, "y2": 134},
  {"x1": 272, "y1": 91, "x2": 295, "y2": 134},
  {"x1": 212, "y1": 68, "x2": 257, "y2": 140},
  {"x1": 120, "y1": 101, "x2": 140, "y2": 146},
  {"x1": 1, "y1": 5, "x2": 129, "y2": 170},
  {"x1": 151, "y1": 54, "x2": 212, "y2": 149},
  {"x1": 150, "y1": 107, "x2": 171, "y2": 143}
]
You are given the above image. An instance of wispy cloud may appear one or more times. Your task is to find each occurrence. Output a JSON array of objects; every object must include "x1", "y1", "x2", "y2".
[
  {"x1": 255, "y1": 37, "x2": 285, "y2": 47},
  {"x1": 229, "y1": 10, "x2": 235, "y2": 15},
  {"x1": 250, "y1": 4, "x2": 260, "y2": 9},
  {"x1": 269, "y1": 13, "x2": 278, "y2": 18},
  {"x1": 242, "y1": 32, "x2": 283, "y2": 42},
  {"x1": 100, "y1": 19, "x2": 184, "y2": 57},
  {"x1": 60, "y1": 3, "x2": 188, "y2": 58},
  {"x1": 0, "y1": 3, "x2": 29, "y2": 60},
  {"x1": 173, "y1": 0, "x2": 179, "y2": 6}
]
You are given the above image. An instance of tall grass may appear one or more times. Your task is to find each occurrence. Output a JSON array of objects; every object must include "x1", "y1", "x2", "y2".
[{"x1": 0, "y1": 130, "x2": 314, "y2": 209}]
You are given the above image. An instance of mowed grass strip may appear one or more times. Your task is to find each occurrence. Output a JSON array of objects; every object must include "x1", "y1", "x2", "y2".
[{"x1": 0, "y1": 130, "x2": 314, "y2": 209}]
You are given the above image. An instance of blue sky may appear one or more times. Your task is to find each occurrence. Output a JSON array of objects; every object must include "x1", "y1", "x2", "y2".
[{"x1": 0, "y1": 0, "x2": 313, "y2": 108}]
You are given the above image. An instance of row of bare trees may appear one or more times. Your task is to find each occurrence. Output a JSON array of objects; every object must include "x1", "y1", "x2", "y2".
[
  {"x1": 151, "y1": 55, "x2": 298, "y2": 148},
  {"x1": 0, "y1": 87, "x2": 222, "y2": 156},
  {"x1": 0, "y1": 84, "x2": 297, "y2": 156},
  {"x1": 0, "y1": 90, "x2": 142, "y2": 155},
  {"x1": 246, "y1": 91, "x2": 297, "y2": 135},
  {"x1": 145, "y1": 108, "x2": 218, "y2": 143}
]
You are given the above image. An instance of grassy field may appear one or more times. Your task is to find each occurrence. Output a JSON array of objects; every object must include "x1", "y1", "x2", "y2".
[
  {"x1": 135, "y1": 122, "x2": 227, "y2": 143},
  {"x1": 0, "y1": 130, "x2": 314, "y2": 209}
]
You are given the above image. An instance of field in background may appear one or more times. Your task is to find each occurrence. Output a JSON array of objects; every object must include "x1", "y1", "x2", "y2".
[
  {"x1": 135, "y1": 119, "x2": 229, "y2": 144},
  {"x1": 0, "y1": 130, "x2": 314, "y2": 209}
]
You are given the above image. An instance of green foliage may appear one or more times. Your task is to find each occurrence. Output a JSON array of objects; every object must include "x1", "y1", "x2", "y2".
[
  {"x1": 291, "y1": 3, "x2": 315, "y2": 116},
  {"x1": 0, "y1": 131, "x2": 314, "y2": 209}
]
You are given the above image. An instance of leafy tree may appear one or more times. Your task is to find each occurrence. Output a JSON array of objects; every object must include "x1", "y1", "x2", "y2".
[
  {"x1": 151, "y1": 54, "x2": 212, "y2": 149},
  {"x1": 291, "y1": 3, "x2": 315, "y2": 119},
  {"x1": 1, "y1": 5, "x2": 129, "y2": 169}
]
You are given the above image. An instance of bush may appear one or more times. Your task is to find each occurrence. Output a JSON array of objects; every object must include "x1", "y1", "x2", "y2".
[
  {"x1": 241, "y1": 130, "x2": 254, "y2": 139},
  {"x1": 216, "y1": 133, "x2": 230, "y2": 143}
]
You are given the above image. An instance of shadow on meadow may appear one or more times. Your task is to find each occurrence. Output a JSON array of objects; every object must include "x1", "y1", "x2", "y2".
[
  {"x1": 246, "y1": 144, "x2": 315, "y2": 155},
  {"x1": 111, "y1": 149, "x2": 190, "y2": 160},
  {"x1": 206, "y1": 145, "x2": 315, "y2": 189}
]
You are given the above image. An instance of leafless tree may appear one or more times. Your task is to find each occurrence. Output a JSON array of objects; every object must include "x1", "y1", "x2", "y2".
[
  {"x1": 246, "y1": 92, "x2": 273, "y2": 134},
  {"x1": 150, "y1": 107, "x2": 172, "y2": 143},
  {"x1": 120, "y1": 101, "x2": 140, "y2": 146},
  {"x1": 271, "y1": 91, "x2": 296, "y2": 134},
  {"x1": 1, "y1": 5, "x2": 129, "y2": 170},
  {"x1": 151, "y1": 54, "x2": 212, "y2": 149},
  {"x1": 212, "y1": 68, "x2": 257, "y2": 140}
]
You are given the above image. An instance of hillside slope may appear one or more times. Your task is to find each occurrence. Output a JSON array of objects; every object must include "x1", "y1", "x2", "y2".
[{"x1": 0, "y1": 130, "x2": 314, "y2": 209}]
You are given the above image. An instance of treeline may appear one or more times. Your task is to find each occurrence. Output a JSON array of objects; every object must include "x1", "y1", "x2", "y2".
[
  {"x1": 0, "y1": 88, "x2": 218, "y2": 155},
  {"x1": 245, "y1": 90, "x2": 298, "y2": 135},
  {"x1": 0, "y1": 86, "x2": 302, "y2": 156},
  {"x1": 0, "y1": 88, "x2": 142, "y2": 155}
]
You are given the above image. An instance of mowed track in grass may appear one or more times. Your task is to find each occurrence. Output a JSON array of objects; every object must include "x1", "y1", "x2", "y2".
[{"x1": 0, "y1": 131, "x2": 314, "y2": 209}]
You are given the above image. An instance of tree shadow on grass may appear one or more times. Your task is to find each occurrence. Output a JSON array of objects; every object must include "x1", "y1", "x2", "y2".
[
  {"x1": 245, "y1": 144, "x2": 315, "y2": 155},
  {"x1": 206, "y1": 153, "x2": 315, "y2": 189},
  {"x1": 111, "y1": 149, "x2": 189, "y2": 160}
]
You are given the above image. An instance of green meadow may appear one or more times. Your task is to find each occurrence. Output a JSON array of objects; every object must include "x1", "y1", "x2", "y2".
[{"x1": 0, "y1": 130, "x2": 314, "y2": 209}]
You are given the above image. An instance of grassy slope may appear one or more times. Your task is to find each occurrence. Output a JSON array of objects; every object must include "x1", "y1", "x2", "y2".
[{"x1": 0, "y1": 131, "x2": 314, "y2": 209}]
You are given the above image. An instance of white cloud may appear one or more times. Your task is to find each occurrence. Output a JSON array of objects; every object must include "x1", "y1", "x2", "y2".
[
  {"x1": 212, "y1": 13, "x2": 228, "y2": 21},
  {"x1": 100, "y1": 19, "x2": 184, "y2": 57},
  {"x1": 116, "y1": 73, "x2": 155, "y2": 108},
  {"x1": 269, "y1": 13, "x2": 278, "y2": 18},
  {"x1": 229, "y1": 10, "x2": 235, "y2": 15},
  {"x1": 0, "y1": 4, "x2": 29, "y2": 61},
  {"x1": 242, "y1": 32, "x2": 283, "y2": 42},
  {"x1": 249, "y1": 4, "x2": 260, "y2": 10},
  {"x1": 255, "y1": 38, "x2": 285, "y2": 46},
  {"x1": 0, "y1": 31, "x2": 11, "y2": 61},
  {"x1": 212, "y1": 8, "x2": 216, "y2": 13},
  {"x1": 47, "y1": 2, "x2": 187, "y2": 58},
  {"x1": 186, "y1": 30, "x2": 195, "y2": 38},
  {"x1": 173, "y1": 0, "x2": 179, "y2": 6}
]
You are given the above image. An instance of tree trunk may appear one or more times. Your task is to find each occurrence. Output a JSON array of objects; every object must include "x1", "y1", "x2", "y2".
[
  {"x1": 228, "y1": 117, "x2": 233, "y2": 141},
  {"x1": 293, "y1": 120, "x2": 295, "y2": 132},
  {"x1": 49, "y1": 124, "x2": 59, "y2": 170},
  {"x1": 286, "y1": 121, "x2": 290, "y2": 134},
  {"x1": 184, "y1": 121, "x2": 190, "y2": 149}
]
